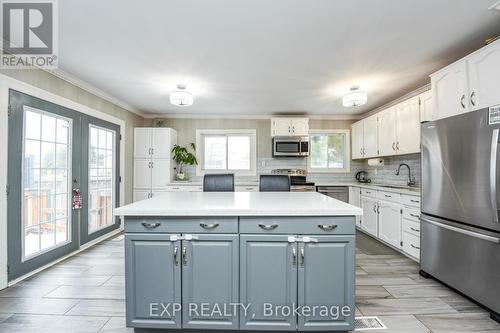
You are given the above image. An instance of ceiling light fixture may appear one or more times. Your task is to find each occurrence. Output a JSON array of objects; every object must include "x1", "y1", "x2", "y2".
[
  {"x1": 170, "y1": 84, "x2": 194, "y2": 107},
  {"x1": 342, "y1": 86, "x2": 368, "y2": 107}
]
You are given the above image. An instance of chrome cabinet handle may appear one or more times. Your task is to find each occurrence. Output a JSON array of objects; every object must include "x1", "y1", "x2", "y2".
[
  {"x1": 173, "y1": 246, "x2": 179, "y2": 265},
  {"x1": 148, "y1": 148, "x2": 152, "y2": 155},
  {"x1": 392, "y1": 142, "x2": 396, "y2": 151},
  {"x1": 151, "y1": 148, "x2": 154, "y2": 155},
  {"x1": 258, "y1": 223, "x2": 278, "y2": 230},
  {"x1": 470, "y1": 91, "x2": 476, "y2": 107},
  {"x1": 292, "y1": 126, "x2": 295, "y2": 133},
  {"x1": 460, "y1": 94, "x2": 466, "y2": 109},
  {"x1": 151, "y1": 161, "x2": 154, "y2": 168},
  {"x1": 410, "y1": 244, "x2": 420, "y2": 250},
  {"x1": 385, "y1": 194, "x2": 392, "y2": 198},
  {"x1": 410, "y1": 213, "x2": 420, "y2": 218},
  {"x1": 373, "y1": 205, "x2": 377, "y2": 213},
  {"x1": 300, "y1": 247, "x2": 305, "y2": 267},
  {"x1": 410, "y1": 227, "x2": 420, "y2": 232},
  {"x1": 182, "y1": 246, "x2": 187, "y2": 265},
  {"x1": 200, "y1": 223, "x2": 219, "y2": 229},
  {"x1": 318, "y1": 224, "x2": 338, "y2": 231},
  {"x1": 410, "y1": 199, "x2": 419, "y2": 203},
  {"x1": 288, "y1": 126, "x2": 291, "y2": 133},
  {"x1": 396, "y1": 142, "x2": 399, "y2": 150},
  {"x1": 360, "y1": 148, "x2": 363, "y2": 155},
  {"x1": 292, "y1": 247, "x2": 297, "y2": 267},
  {"x1": 141, "y1": 222, "x2": 160, "y2": 229}
]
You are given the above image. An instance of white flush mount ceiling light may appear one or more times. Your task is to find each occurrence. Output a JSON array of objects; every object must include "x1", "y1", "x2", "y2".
[
  {"x1": 342, "y1": 86, "x2": 368, "y2": 107},
  {"x1": 170, "y1": 84, "x2": 194, "y2": 107}
]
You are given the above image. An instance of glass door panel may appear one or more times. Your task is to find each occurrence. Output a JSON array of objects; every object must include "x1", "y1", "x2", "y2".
[
  {"x1": 22, "y1": 107, "x2": 71, "y2": 260},
  {"x1": 88, "y1": 125, "x2": 115, "y2": 234}
]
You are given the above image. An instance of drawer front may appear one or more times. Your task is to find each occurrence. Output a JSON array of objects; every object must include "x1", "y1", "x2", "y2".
[
  {"x1": 239, "y1": 216, "x2": 355, "y2": 235},
  {"x1": 401, "y1": 194, "x2": 421, "y2": 207},
  {"x1": 402, "y1": 231, "x2": 420, "y2": 259},
  {"x1": 166, "y1": 185, "x2": 204, "y2": 192},
  {"x1": 235, "y1": 185, "x2": 259, "y2": 192},
  {"x1": 402, "y1": 207, "x2": 421, "y2": 222},
  {"x1": 125, "y1": 217, "x2": 238, "y2": 233},
  {"x1": 377, "y1": 190, "x2": 401, "y2": 203},
  {"x1": 402, "y1": 219, "x2": 421, "y2": 237},
  {"x1": 361, "y1": 188, "x2": 377, "y2": 197}
]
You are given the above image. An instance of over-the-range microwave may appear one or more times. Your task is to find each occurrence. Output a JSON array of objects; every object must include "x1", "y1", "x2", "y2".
[{"x1": 272, "y1": 136, "x2": 309, "y2": 157}]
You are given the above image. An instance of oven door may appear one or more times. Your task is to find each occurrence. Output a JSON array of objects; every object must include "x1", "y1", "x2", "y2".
[{"x1": 273, "y1": 137, "x2": 301, "y2": 156}]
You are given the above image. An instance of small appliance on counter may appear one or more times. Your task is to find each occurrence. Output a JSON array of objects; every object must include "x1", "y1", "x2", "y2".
[
  {"x1": 271, "y1": 169, "x2": 315, "y2": 191},
  {"x1": 355, "y1": 171, "x2": 371, "y2": 183}
]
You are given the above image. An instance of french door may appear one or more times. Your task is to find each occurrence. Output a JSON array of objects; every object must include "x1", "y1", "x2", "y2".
[{"x1": 7, "y1": 89, "x2": 120, "y2": 280}]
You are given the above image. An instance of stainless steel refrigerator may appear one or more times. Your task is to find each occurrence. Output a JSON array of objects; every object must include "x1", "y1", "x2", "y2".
[{"x1": 421, "y1": 106, "x2": 500, "y2": 321}]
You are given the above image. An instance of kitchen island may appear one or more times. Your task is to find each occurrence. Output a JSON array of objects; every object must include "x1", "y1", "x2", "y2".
[{"x1": 115, "y1": 192, "x2": 362, "y2": 332}]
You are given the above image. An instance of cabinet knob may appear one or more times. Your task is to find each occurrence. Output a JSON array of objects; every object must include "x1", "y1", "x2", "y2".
[{"x1": 258, "y1": 223, "x2": 279, "y2": 230}]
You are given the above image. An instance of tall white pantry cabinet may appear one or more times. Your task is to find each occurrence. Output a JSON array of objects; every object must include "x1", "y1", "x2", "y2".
[{"x1": 133, "y1": 128, "x2": 177, "y2": 201}]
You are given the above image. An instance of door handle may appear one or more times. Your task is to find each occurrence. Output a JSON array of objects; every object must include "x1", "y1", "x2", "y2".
[
  {"x1": 318, "y1": 224, "x2": 338, "y2": 231},
  {"x1": 470, "y1": 91, "x2": 476, "y2": 107},
  {"x1": 490, "y1": 129, "x2": 499, "y2": 223},
  {"x1": 173, "y1": 246, "x2": 179, "y2": 265},
  {"x1": 292, "y1": 247, "x2": 297, "y2": 267},
  {"x1": 300, "y1": 246, "x2": 305, "y2": 267},
  {"x1": 460, "y1": 94, "x2": 466, "y2": 109},
  {"x1": 182, "y1": 246, "x2": 187, "y2": 265},
  {"x1": 422, "y1": 217, "x2": 500, "y2": 243},
  {"x1": 141, "y1": 222, "x2": 160, "y2": 229},
  {"x1": 258, "y1": 223, "x2": 278, "y2": 230},
  {"x1": 200, "y1": 223, "x2": 219, "y2": 229}
]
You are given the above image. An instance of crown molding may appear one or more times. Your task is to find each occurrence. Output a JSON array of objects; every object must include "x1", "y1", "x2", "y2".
[
  {"x1": 47, "y1": 68, "x2": 145, "y2": 116},
  {"x1": 361, "y1": 83, "x2": 431, "y2": 119},
  {"x1": 142, "y1": 113, "x2": 362, "y2": 120}
]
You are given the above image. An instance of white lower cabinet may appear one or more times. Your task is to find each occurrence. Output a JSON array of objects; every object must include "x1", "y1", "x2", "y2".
[
  {"x1": 351, "y1": 187, "x2": 421, "y2": 261},
  {"x1": 377, "y1": 200, "x2": 402, "y2": 249},
  {"x1": 360, "y1": 196, "x2": 378, "y2": 237}
]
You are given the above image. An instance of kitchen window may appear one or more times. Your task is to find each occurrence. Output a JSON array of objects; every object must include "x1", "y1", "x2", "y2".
[
  {"x1": 196, "y1": 129, "x2": 257, "y2": 176},
  {"x1": 308, "y1": 130, "x2": 350, "y2": 173}
]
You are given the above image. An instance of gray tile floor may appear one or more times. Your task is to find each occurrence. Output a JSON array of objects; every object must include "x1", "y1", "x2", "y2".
[{"x1": 0, "y1": 232, "x2": 498, "y2": 332}]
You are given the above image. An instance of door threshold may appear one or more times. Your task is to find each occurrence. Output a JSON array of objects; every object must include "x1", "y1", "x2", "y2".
[{"x1": 6, "y1": 228, "x2": 123, "y2": 288}]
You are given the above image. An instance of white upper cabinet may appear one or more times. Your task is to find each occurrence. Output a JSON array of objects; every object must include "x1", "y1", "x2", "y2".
[
  {"x1": 377, "y1": 107, "x2": 397, "y2": 157},
  {"x1": 431, "y1": 60, "x2": 469, "y2": 120},
  {"x1": 420, "y1": 90, "x2": 433, "y2": 122},
  {"x1": 151, "y1": 128, "x2": 174, "y2": 159},
  {"x1": 134, "y1": 128, "x2": 152, "y2": 158},
  {"x1": 396, "y1": 96, "x2": 420, "y2": 155},
  {"x1": 468, "y1": 41, "x2": 500, "y2": 111},
  {"x1": 430, "y1": 39, "x2": 500, "y2": 120},
  {"x1": 271, "y1": 117, "x2": 309, "y2": 137},
  {"x1": 351, "y1": 121, "x2": 364, "y2": 159},
  {"x1": 363, "y1": 115, "x2": 378, "y2": 158}
]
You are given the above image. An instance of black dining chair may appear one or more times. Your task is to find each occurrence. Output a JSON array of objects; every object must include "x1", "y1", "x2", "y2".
[
  {"x1": 203, "y1": 174, "x2": 235, "y2": 192},
  {"x1": 259, "y1": 175, "x2": 291, "y2": 192}
]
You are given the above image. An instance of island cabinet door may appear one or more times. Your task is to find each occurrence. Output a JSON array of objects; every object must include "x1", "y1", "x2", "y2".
[
  {"x1": 181, "y1": 234, "x2": 239, "y2": 330},
  {"x1": 240, "y1": 235, "x2": 298, "y2": 331},
  {"x1": 298, "y1": 236, "x2": 355, "y2": 331},
  {"x1": 125, "y1": 234, "x2": 181, "y2": 329}
]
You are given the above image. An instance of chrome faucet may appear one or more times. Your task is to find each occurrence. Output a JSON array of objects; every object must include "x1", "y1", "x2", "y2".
[{"x1": 396, "y1": 163, "x2": 416, "y2": 187}]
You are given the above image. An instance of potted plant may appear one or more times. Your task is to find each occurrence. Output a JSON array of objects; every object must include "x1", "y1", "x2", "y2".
[{"x1": 172, "y1": 143, "x2": 198, "y2": 181}]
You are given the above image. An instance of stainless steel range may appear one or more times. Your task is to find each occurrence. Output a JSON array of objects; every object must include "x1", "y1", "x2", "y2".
[{"x1": 271, "y1": 169, "x2": 316, "y2": 192}]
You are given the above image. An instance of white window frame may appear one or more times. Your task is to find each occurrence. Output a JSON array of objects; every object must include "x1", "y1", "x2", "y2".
[
  {"x1": 196, "y1": 129, "x2": 257, "y2": 176},
  {"x1": 307, "y1": 129, "x2": 351, "y2": 173}
]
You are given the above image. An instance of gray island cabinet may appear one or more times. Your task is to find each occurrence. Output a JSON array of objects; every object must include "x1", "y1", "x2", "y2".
[{"x1": 115, "y1": 192, "x2": 362, "y2": 332}]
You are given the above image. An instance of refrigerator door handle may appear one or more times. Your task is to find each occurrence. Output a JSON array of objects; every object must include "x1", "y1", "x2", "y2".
[
  {"x1": 421, "y1": 217, "x2": 500, "y2": 244},
  {"x1": 490, "y1": 129, "x2": 499, "y2": 223}
]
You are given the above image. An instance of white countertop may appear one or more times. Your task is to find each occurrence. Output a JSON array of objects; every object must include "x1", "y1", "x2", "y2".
[
  {"x1": 314, "y1": 182, "x2": 420, "y2": 196},
  {"x1": 115, "y1": 192, "x2": 363, "y2": 217}
]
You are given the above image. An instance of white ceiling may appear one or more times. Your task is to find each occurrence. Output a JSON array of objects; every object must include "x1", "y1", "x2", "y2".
[{"x1": 58, "y1": 0, "x2": 500, "y2": 116}]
